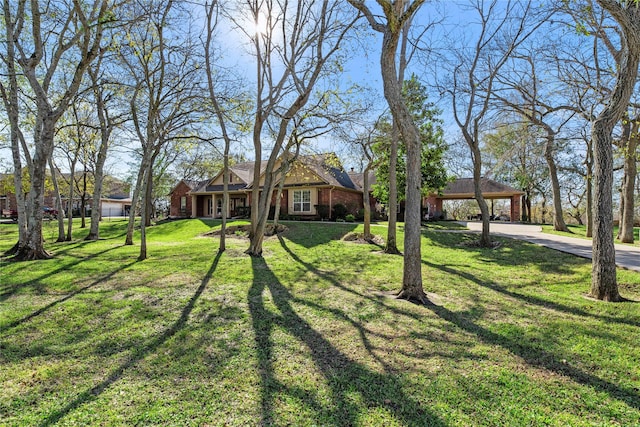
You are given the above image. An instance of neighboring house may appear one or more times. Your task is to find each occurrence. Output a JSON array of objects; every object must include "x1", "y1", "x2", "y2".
[
  {"x1": 0, "y1": 172, "x2": 131, "y2": 217},
  {"x1": 169, "y1": 153, "x2": 365, "y2": 220}
]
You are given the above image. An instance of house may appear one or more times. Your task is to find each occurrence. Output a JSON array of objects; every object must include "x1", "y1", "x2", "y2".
[
  {"x1": 0, "y1": 172, "x2": 131, "y2": 217},
  {"x1": 169, "y1": 153, "x2": 365, "y2": 220}
]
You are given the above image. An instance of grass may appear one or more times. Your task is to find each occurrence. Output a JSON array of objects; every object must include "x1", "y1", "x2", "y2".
[
  {"x1": 2, "y1": 218, "x2": 640, "y2": 426},
  {"x1": 542, "y1": 224, "x2": 640, "y2": 244}
]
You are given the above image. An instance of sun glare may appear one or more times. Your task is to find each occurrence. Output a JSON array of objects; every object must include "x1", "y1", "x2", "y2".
[{"x1": 250, "y1": 14, "x2": 268, "y2": 36}]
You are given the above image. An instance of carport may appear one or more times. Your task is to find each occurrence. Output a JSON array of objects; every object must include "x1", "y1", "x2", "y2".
[{"x1": 425, "y1": 178, "x2": 524, "y2": 222}]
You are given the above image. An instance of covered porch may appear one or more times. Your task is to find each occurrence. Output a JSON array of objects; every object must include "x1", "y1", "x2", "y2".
[
  {"x1": 191, "y1": 192, "x2": 249, "y2": 218},
  {"x1": 425, "y1": 178, "x2": 524, "y2": 222}
]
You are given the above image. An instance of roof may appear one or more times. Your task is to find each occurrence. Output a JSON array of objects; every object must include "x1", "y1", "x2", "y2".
[
  {"x1": 230, "y1": 160, "x2": 268, "y2": 185},
  {"x1": 347, "y1": 170, "x2": 376, "y2": 191},
  {"x1": 181, "y1": 153, "x2": 360, "y2": 195},
  {"x1": 437, "y1": 178, "x2": 524, "y2": 199},
  {"x1": 297, "y1": 153, "x2": 358, "y2": 190}
]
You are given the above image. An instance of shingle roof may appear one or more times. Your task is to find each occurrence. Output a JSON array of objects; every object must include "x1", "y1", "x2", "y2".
[
  {"x1": 231, "y1": 161, "x2": 268, "y2": 185},
  {"x1": 179, "y1": 153, "x2": 360, "y2": 194},
  {"x1": 440, "y1": 178, "x2": 524, "y2": 197},
  {"x1": 298, "y1": 153, "x2": 358, "y2": 190},
  {"x1": 347, "y1": 170, "x2": 376, "y2": 191},
  {"x1": 189, "y1": 179, "x2": 213, "y2": 193}
]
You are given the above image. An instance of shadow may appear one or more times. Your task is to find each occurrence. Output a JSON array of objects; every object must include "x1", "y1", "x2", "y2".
[
  {"x1": 0, "y1": 259, "x2": 137, "y2": 333},
  {"x1": 0, "y1": 244, "x2": 125, "y2": 302},
  {"x1": 281, "y1": 221, "x2": 358, "y2": 248},
  {"x1": 423, "y1": 228, "x2": 586, "y2": 275},
  {"x1": 39, "y1": 252, "x2": 222, "y2": 427},
  {"x1": 277, "y1": 235, "x2": 421, "y2": 322},
  {"x1": 425, "y1": 301, "x2": 640, "y2": 411},
  {"x1": 248, "y1": 255, "x2": 445, "y2": 426},
  {"x1": 422, "y1": 258, "x2": 640, "y2": 329}
]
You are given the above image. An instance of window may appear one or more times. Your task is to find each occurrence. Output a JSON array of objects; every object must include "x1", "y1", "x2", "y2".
[
  {"x1": 293, "y1": 189, "x2": 311, "y2": 212},
  {"x1": 180, "y1": 196, "x2": 186, "y2": 211}
]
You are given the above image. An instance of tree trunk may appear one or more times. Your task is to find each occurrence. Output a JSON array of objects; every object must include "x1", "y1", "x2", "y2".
[
  {"x1": 272, "y1": 167, "x2": 286, "y2": 227},
  {"x1": 590, "y1": 120, "x2": 620, "y2": 301},
  {"x1": 138, "y1": 162, "x2": 152, "y2": 261},
  {"x1": 363, "y1": 164, "x2": 372, "y2": 240},
  {"x1": 544, "y1": 128, "x2": 569, "y2": 232},
  {"x1": 85, "y1": 67, "x2": 111, "y2": 241},
  {"x1": 380, "y1": 27, "x2": 427, "y2": 304},
  {"x1": 385, "y1": 122, "x2": 400, "y2": 254},
  {"x1": 66, "y1": 167, "x2": 76, "y2": 241},
  {"x1": 125, "y1": 151, "x2": 151, "y2": 245},
  {"x1": 470, "y1": 144, "x2": 491, "y2": 246},
  {"x1": 219, "y1": 155, "x2": 229, "y2": 252},
  {"x1": 86, "y1": 136, "x2": 109, "y2": 240},
  {"x1": 80, "y1": 172, "x2": 87, "y2": 228},
  {"x1": 48, "y1": 157, "x2": 66, "y2": 242},
  {"x1": 589, "y1": 0, "x2": 640, "y2": 301},
  {"x1": 14, "y1": 121, "x2": 56, "y2": 260},
  {"x1": 586, "y1": 144, "x2": 593, "y2": 238},
  {"x1": 618, "y1": 119, "x2": 638, "y2": 243}
]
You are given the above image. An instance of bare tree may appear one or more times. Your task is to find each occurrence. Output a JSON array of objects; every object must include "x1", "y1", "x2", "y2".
[
  {"x1": 85, "y1": 53, "x2": 128, "y2": 241},
  {"x1": 229, "y1": 0, "x2": 360, "y2": 256},
  {"x1": 120, "y1": 0, "x2": 205, "y2": 260},
  {"x1": 203, "y1": 0, "x2": 248, "y2": 252},
  {"x1": 588, "y1": 0, "x2": 640, "y2": 301},
  {"x1": 440, "y1": 0, "x2": 546, "y2": 246},
  {"x1": 495, "y1": 49, "x2": 575, "y2": 232},
  {"x1": 1, "y1": 0, "x2": 110, "y2": 260},
  {"x1": 348, "y1": 0, "x2": 429, "y2": 303}
]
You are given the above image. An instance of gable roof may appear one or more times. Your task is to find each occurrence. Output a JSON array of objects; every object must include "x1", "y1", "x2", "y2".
[
  {"x1": 179, "y1": 153, "x2": 361, "y2": 195},
  {"x1": 295, "y1": 153, "x2": 358, "y2": 190}
]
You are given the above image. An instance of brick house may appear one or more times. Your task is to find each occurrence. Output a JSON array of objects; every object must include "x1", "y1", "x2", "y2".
[{"x1": 169, "y1": 153, "x2": 365, "y2": 220}]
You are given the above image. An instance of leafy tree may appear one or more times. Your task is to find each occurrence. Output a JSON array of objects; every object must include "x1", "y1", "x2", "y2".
[{"x1": 372, "y1": 75, "x2": 449, "y2": 206}]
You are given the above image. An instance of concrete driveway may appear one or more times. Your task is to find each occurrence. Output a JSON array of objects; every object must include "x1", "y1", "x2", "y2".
[{"x1": 457, "y1": 221, "x2": 640, "y2": 273}]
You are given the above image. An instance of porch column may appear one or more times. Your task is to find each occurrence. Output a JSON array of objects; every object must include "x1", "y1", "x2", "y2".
[
  {"x1": 191, "y1": 195, "x2": 197, "y2": 218},
  {"x1": 510, "y1": 195, "x2": 521, "y2": 222}
]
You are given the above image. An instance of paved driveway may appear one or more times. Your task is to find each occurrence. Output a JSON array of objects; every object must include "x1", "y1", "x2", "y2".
[{"x1": 457, "y1": 221, "x2": 640, "y2": 273}]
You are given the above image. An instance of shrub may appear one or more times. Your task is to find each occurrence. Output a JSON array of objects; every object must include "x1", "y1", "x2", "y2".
[
  {"x1": 345, "y1": 214, "x2": 355, "y2": 222},
  {"x1": 333, "y1": 203, "x2": 348, "y2": 220}
]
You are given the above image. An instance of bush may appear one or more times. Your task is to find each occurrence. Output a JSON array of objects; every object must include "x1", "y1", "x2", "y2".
[
  {"x1": 345, "y1": 214, "x2": 355, "y2": 222},
  {"x1": 333, "y1": 203, "x2": 348, "y2": 220}
]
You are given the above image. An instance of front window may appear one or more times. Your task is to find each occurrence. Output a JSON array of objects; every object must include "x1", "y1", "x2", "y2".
[
  {"x1": 293, "y1": 190, "x2": 311, "y2": 212},
  {"x1": 180, "y1": 196, "x2": 187, "y2": 210}
]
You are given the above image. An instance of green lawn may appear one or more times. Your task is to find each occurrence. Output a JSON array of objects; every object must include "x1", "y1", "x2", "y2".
[
  {"x1": 542, "y1": 223, "x2": 640, "y2": 243},
  {"x1": 2, "y1": 218, "x2": 640, "y2": 426}
]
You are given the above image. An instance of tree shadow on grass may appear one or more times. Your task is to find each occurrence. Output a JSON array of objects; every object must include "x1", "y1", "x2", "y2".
[
  {"x1": 249, "y1": 255, "x2": 445, "y2": 426},
  {"x1": 421, "y1": 260, "x2": 640, "y2": 411},
  {"x1": 0, "y1": 244, "x2": 124, "y2": 302},
  {"x1": 423, "y1": 229, "x2": 586, "y2": 275},
  {"x1": 39, "y1": 252, "x2": 222, "y2": 427},
  {"x1": 422, "y1": 258, "x2": 640, "y2": 329},
  {"x1": 281, "y1": 221, "x2": 358, "y2": 248},
  {"x1": 0, "y1": 259, "x2": 137, "y2": 333}
]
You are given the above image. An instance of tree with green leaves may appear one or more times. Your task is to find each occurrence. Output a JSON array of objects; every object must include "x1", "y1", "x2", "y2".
[{"x1": 372, "y1": 75, "x2": 449, "y2": 210}]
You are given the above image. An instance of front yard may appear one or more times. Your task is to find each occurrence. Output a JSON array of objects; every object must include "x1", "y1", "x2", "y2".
[{"x1": 1, "y1": 218, "x2": 640, "y2": 426}]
